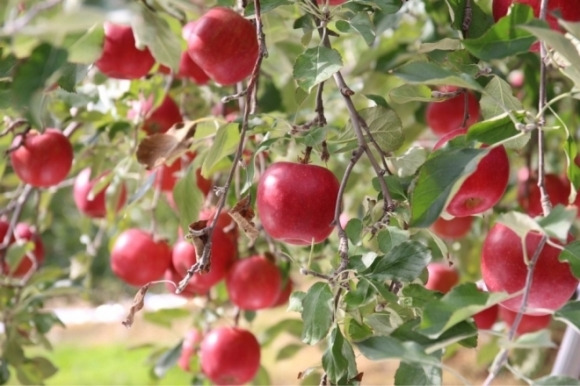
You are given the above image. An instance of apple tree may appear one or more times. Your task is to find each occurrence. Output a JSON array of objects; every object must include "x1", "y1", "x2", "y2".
[{"x1": 2, "y1": 0, "x2": 580, "y2": 384}]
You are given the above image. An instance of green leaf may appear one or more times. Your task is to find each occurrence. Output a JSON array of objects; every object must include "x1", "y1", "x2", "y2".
[
  {"x1": 346, "y1": 318, "x2": 374, "y2": 341},
  {"x1": 345, "y1": 218, "x2": 363, "y2": 245},
  {"x1": 0, "y1": 358, "x2": 10, "y2": 384},
  {"x1": 445, "y1": 0, "x2": 493, "y2": 39},
  {"x1": 293, "y1": 46, "x2": 343, "y2": 91},
  {"x1": 393, "y1": 61, "x2": 482, "y2": 91},
  {"x1": 201, "y1": 123, "x2": 240, "y2": 178},
  {"x1": 250, "y1": 365, "x2": 271, "y2": 385},
  {"x1": 153, "y1": 342, "x2": 183, "y2": 378},
  {"x1": 463, "y1": 3, "x2": 536, "y2": 60},
  {"x1": 359, "y1": 106, "x2": 404, "y2": 152},
  {"x1": 533, "y1": 376, "x2": 580, "y2": 386},
  {"x1": 364, "y1": 240, "x2": 431, "y2": 282},
  {"x1": 480, "y1": 75, "x2": 524, "y2": 120},
  {"x1": 244, "y1": 0, "x2": 291, "y2": 15},
  {"x1": 276, "y1": 343, "x2": 304, "y2": 361},
  {"x1": 410, "y1": 147, "x2": 487, "y2": 227},
  {"x1": 376, "y1": 227, "x2": 409, "y2": 254},
  {"x1": 559, "y1": 242, "x2": 580, "y2": 280},
  {"x1": 143, "y1": 308, "x2": 191, "y2": 328},
  {"x1": 466, "y1": 112, "x2": 529, "y2": 149},
  {"x1": 173, "y1": 165, "x2": 203, "y2": 234},
  {"x1": 419, "y1": 283, "x2": 509, "y2": 338},
  {"x1": 389, "y1": 84, "x2": 435, "y2": 103},
  {"x1": 15, "y1": 357, "x2": 58, "y2": 385},
  {"x1": 132, "y1": 6, "x2": 181, "y2": 72},
  {"x1": 536, "y1": 205, "x2": 576, "y2": 242},
  {"x1": 496, "y1": 211, "x2": 542, "y2": 239},
  {"x1": 301, "y1": 282, "x2": 334, "y2": 345},
  {"x1": 11, "y1": 43, "x2": 68, "y2": 127},
  {"x1": 260, "y1": 319, "x2": 304, "y2": 346},
  {"x1": 356, "y1": 335, "x2": 439, "y2": 365},
  {"x1": 336, "y1": 13, "x2": 375, "y2": 46},
  {"x1": 322, "y1": 327, "x2": 358, "y2": 384},
  {"x1": 65, "y1": 26, "x2": 105, "y2": 64},
  {"x1": 394, "y1": 360, "x2": 442, "y2": 386}
]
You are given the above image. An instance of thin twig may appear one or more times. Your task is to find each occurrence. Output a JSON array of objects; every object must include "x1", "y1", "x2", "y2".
[{"x1": 2, "y1": 0, "x2": 62, "y2": 35}]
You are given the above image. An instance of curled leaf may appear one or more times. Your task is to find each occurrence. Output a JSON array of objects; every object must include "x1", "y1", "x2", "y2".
[
  {"x1": 187, "y1": 220, "x2": 209, "y2": 272},
  {"x1": 230, "y1": 195, "x2": 259, "y2": 243},
  {"x1": 122, "y1": 283, "x2": 151, "y2": 328},
  {"x1": 136, "y1": 122, "x2": 197, "y2": 169}
]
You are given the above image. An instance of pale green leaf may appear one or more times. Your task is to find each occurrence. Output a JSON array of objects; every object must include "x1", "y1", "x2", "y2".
[
  {"x1": 293, "y1": 46, "x2": 343, "y2": 91},
  {"x1": 201, "y1": 123, "x2": 240, "y2": 178}
]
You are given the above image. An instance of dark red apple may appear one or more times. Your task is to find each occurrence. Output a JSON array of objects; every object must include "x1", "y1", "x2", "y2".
[
  {"x1": 517, "y1": 168, "x2": 570, "y2": 217},
  {"x1": 425, "y1": 262, "x2": 459, "y2": 293},
  {"x1": 426, "y1": 91, "x2": 480, "y2": 136},
  {"x1": 111, "y1": 229, "x2": 172, "y2": 287},
  {"x1": 95, "y1": 23, "x2": 155, "y2": 79},
  {"x1": 431, "y1": 216, "x2": 474, "y2": 239},
  {"x1": 271, "y1": 278, "x2": 293, "y2": 308},
  {"x1": 171, "y1": 228, "x2": 236, "y2": 292},
  {"x1": 200, "y1": 327, "x2": 261, "y2": 385},
  {"x1": 73, "y1": 168, "x2": 127, "y2": 218},
  {"x1": 130, "y1": 95, "x2": 182, "y2": 135},
  {"x1": 199, "y1": 207, "x2": 239, "y2": 244},
  {"x1": 159, "y1": 51, "x2": 210, "y2": 85},
  {"x1": 226, "y1": 255, "x2": 282, "y2": 310},
  {"x1": 481, "y1": 223, "x2": 578, "y2": 315},
  {"x1": 10, "y1": 129, "x2": 73, "y2": 188},
  {"x1": 153, "y1": 153, "x2": 211, "y2": 196},
  {"x1": 257, "y1": 162, "x2": 340, "y2": 245},
  {"x1": 498, "y1": 305, "x2": 552, "y2": 335},
  {"x1": 434, "y1": 128, "x2": 510, "y2": 217},
  {"x1": 185, "y1": 8, "x2": 259, "y2": 85}
]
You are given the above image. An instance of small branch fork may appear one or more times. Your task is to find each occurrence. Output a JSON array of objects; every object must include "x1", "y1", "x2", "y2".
[
  {"x1": 484, "y1": 0, "x2": 553, "y2": 383},
  {"x1": 176, "y1": 0, "x2": 267, "y2": 294}
]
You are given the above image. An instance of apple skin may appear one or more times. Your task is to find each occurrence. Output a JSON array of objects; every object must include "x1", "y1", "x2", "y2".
[
  {"x1": 271, "y1": 278, "x2": 293, "y2": 308},
  {"x1": 473, "y1": 304, "x2": 499, "y2": 330},
  {"x1": 10, "y1": 129, "x2": 73, "y2": 188},
  {"x1": 431, "y1": 216, "x2": 473, "y2": 239},
  {"x1": 200, "y1": 327, "x2": 261, "y2": 385},
  {"x1": 153, "y1": 153, "x2": 212, "y2": 196},
  {"x1": 185, "y1": 8, "x2": 259, "y2": 85},
  {"x1": 498, "y1": 305, "x2": 552, "y2": 335},
  {"x1": 164, "y1": 264, "x2": 207, "y2": 298},
  {"x1": 171, "y1": 228, "x2": 237, "y2": 292},
  {"x1": 95, "y1": 23, "x2": 155, "y2": 80},
  {"x1": 434, "y1": 128, "x2": 510, "y2": 217},
  {"x1": 426, "y1": 92, "x2": 480, "y2": 136},
  {"x1": 257, "y1": 162, "x2": 340, "y2": 245},
  {"x1": 517, "y1": 168, "x2": 570, "y2": 217},
  {"x1": 199, "y1": 207, "x2": 239, "y2": 244},
  {"x1": 425, "y1": 262, "x2": 459, "y2": 293},
  {"x1": 226, "y1": 255, "x2": 282, "y2": 310},
  {"x1": 481, "y1": 223, "x2": 578, "y2": 315},
  {"x1": 159, "y1": 51, "x2": 210, "y2": 85},
  {"x1": 493, "y1": 0, "x2": 580, "y2": 31},
  {"x1": 178, "y1": 329, "x2": 203, "y2": 372},
  {"x1": 136, "y1": 95, "x2": 183, "y2": 135},
  {"x1": 0, "y1": 222, "x2": 45, "y2": 277},
  {"x1": 111, "y1": 229, "x2": 172, "y2": 287},
  {"x1": 73, "y1": 168, "x2": 127, "y2": 218}
]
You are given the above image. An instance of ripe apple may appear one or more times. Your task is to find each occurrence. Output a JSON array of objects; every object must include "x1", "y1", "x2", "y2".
[
  {"x1": 129, "y1": 95, "x2": 182, "y2": 135},
  {"x1": 426, "y1": 91, "x2": 480, "y2": 136},
  {"x1": 200, "y1": 327, "x2": 261, "y2": 385},
  {"x1": 517, "y1": 168, "x2": 570, "y2": 217},
  {"x1": 257, "y1": 162, "x2": 340, "y2": 245},
  {"x1": 178, "y1": 329, "x2": 203, "y2": 372},
  {"x1": 172, "y1": 228, "x2": 237, "y2": 292},
  {"x1": 159, "y1": 51, "x2": 210, "y2": 85},
  {"x1": 10, "y1": 129, "x2": 73, "y2": 188},
  {"x1": 473, "y1": 304, "x2": 499, "y2": 330},
  {"x1": 185, "y1": 8, "x2": 259, "y2": 85},
  {"x1": 153, "y1": 153, "x2": 211, "y2": 196},
  {"x1": 226, "y1": 255, "x2": 282, "y2": 310},
  {"x1": 430, "y1": 216, "x2": 474, "y2": 239},
  {"x1": 425, "y1": 262, "x2": 459, "y2": 293},
  {"x1": 434, "y1": 128, "x2": 510, "y2": 217},
  {"x1": 271, "y1": 278, "x2": 293, "y2": 308},
  {"x1": 481, "y1": 223, "x2": 578, "y2": 315},
  {"x1": 95, "y1": 23, "x2": 155, "y2": 79},
  {"x1": 498, "y1": 305, "x2": 551, "y2": 335},
  {"x1": 492, "y1": 0, "x2": 580, "y2": 32},
  {"x1": 73, "y1": 168, "x2": 127, "y2": 218},
  {"x1": 0, "y1": 222, "x2": 45, "y2": 277},
  {"x1": 199, "y1": 207, "x2": 239, "y2": 244},
  {"x1": 164, "y1": 264, "x2": 207, "y2": 298},
  {"x1": 110, "y1": 229, "x2": 172, "y2": 287}
]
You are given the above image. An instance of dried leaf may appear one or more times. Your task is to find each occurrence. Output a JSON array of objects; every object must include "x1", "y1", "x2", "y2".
[
  {"x1": 187, "y1": 220, "x2": 209, "y2": 272},
  {"x1": 136, "y1": 122, "x2": 197, "y2": 170},
  {"x1": 122, "y1": 283, "x2": 151, "y2": 328},
  {"x1": 230, "y1": 196, "x2": 259, "y2": 244}
]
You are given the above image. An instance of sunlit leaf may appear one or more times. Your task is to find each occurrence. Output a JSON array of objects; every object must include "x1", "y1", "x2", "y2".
[{"x1": 294, "y1": 46, "x2": 343, "y2": 91}]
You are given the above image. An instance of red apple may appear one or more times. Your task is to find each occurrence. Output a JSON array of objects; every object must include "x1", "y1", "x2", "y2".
[
  {"x1": 200, "y1": 327, "x2": 261, "y2": 385},
  {"x1": 10, "y1": 129, "x2": 73, "y2": 188},
  {"x1": 425, "y1": 262, "x2": 459, "y2": 293},
  {"x1": 1, "y1": 222, "x2": 45, "y2": 277},
  {"x1": 95, "y1": 23, "x2": 155, "y2": 79},
  {"x1": 111, "y1": 229, "x2": 172, "y2": 287},
  {"x1": 426, "y1": 91, "x2": 480, "y2": 136},
  {"x1": 493, "y1": 0, "x2": 580, "y2": 33},
  {"x1": 131, "y1": 95, "x2": 182, "y2": 135},
  {"x1": 153, "y1": 153, "x2": 211, "y2": 196},
  {"x1": 434, "y1": 128, "x2": 510, "y2": 217},
  {"x1": 226, "y1": 255, "x2": 282, "y2": 310},
  {"x1": 199, "y1": 207, "x2": 239, "y2": 244},
  {"x1": 257, "y1": 162, "x2": 340, "y2": 245},
  {"x1": 159, "y1": 51, "x2": 210, "y2": 85},
  {"x1": 178, "y1": 329, "x2": 203, "y2": 372},
  {"x1": 481, "y1": 223, "x2": 578, "y2": 315},
  {"x1": 517, "y1": 168, "x2": 570, "y2": 217},
  {"x1": 73, "y1": 168, "x2": 127, "y2": 218},
  {"x1": 271, "y1": 278, "x2": 293, "y2": 308},
  {"x1": 430, "y1": 216, "x2": 474, "y2": 239},
  {"x1": 185, "y1": 8, "x2": 259, "y2": 85},
  {"x1": 498, "y1": 305, "x2": 552, "y2": 335},
  {"x1": 164, "y1": 264, "x2": 207, "y2": 298},
  {"x1": 172, "y1": 228, "x2": 236, "y2": 292}
]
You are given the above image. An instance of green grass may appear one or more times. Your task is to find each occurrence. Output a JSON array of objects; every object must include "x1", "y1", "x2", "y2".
[{"x1": 38, "y1": 344, "x2": 192, "y2": 385}]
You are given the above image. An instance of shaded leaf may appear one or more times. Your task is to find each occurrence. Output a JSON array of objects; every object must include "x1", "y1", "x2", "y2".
[
  {"x1": 301, "y1": 282, "x2": 334, "y2": 345},
  {"x1": 136, "y1": 123, "x2": 196, "y2": 170},
  {"x1": 322, "y1": 327, "x2": 358, "y2": 384},
  {"x1": 345, "y1": 218, "x2": 363, "y2": 245},
  {"x1": 261, "y1": 319, "x2": 304, "y2": 347},
  {"x1": 153, "y1": 342, "x2": 183, "y2": 378},
  {"x1": 480, "y1": 75, "x2": 523, "y2": 119},
  {"x1": 466, "y1": 111, "x2": 530, "y2": 149},
  {"x1": 536, "y1": 205, "x2": 576, "y2": 242},
  {"x1": 364, "y1": 240, "x2": 431, "y2": 282},
  {"x1": 394, "y1": 360, "x2": 442, "y2": 386},
  {"x1": 174, "y1": 166, "x2": 203, "y2": 236},
  {"x1": 554, "y1": 301, "x2": 580, "y2": 331},
  {"x1": 533, "y1": 376, "x2": 580, "y2": 386},
  {"x1": 559, "y1": 242, "x2": 580, "y2": 280},
  {"x1": 356, "y1": 335, "x2": 439, "y2": 365},
  {"x1": 143, "y1": 308, "x2": 191, "y2": 328},
  {"x1": 393, "y1": 61, "x2": 482, "y2": 91},
  {"x1": 389, "y1": 84, "x2": 436, "y2": 103},
  {"x1": 201, "y1": 123, "x2": 240, "y2": 178},
  {"x1": 294, "y1": 46, "x2": 343, "y2": 91},
  {"x1": 276, "y1": 343, "x2": 304, "y2": 361}
]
